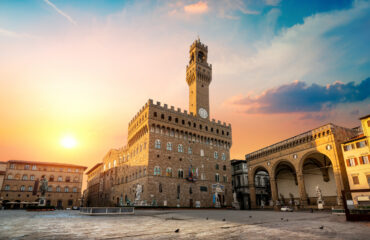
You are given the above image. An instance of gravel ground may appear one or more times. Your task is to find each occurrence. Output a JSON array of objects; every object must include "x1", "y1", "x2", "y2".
[{"x1": 0, "y1": 209, "x2": 369, "y2": 239}]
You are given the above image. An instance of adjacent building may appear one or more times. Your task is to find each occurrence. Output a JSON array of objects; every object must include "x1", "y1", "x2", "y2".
[
  {"x1": 245, "y1": 123, "x2": 359, "y2": 209},
  {"x1": 0, "y1": 160, "x2": 87, "y2": 209},
  {"x1": 342, "y1": 115, "x2": 370, "y2": 206},
  {"x1": 86, "y1": 39, "x2": 233, "y2": 208}
]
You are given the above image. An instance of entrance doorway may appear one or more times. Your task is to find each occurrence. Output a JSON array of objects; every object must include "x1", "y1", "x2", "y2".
[{"x1": 189, "y1": 199, "x2": 193, "y2": 208}]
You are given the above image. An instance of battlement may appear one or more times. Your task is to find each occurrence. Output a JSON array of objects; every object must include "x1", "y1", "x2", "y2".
[
  {"x1": 147, "y1": 99, "x2": 231, "y2": 130},
  {"x1": 190, "y1": 38, "x2": 208, "y2": 52}
]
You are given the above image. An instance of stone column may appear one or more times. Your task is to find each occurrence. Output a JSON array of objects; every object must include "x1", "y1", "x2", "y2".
[
  {"x1": 249, "y1": 184, "x2": 257, "y2": 209},
  {"x1": 270, "y1": 178, "x2": 278, "y2": 210},
  {"x1": 297, "y1": 173, "x2": 308, "y2": 207}
]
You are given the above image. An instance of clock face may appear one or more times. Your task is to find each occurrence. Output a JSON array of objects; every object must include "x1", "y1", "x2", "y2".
[{"x1": 198, "y1": 108, "x2": 208, "y2": 119}]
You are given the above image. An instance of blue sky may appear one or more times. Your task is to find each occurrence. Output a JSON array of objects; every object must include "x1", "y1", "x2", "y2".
[{"x1": 0, "y1": 0, "x2": 369, "y2": 162}]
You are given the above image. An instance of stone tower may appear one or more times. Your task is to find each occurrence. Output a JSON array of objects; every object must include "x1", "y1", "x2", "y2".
[{"x1": 186, "y1": 39, "x2": 212, "y2": 119}]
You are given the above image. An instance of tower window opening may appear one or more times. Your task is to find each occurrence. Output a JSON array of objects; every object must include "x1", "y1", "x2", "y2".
[
  {"x1": 161, "y1": 114, "x2": 164, "y2": 119},
  {"x1": 168, "y1": 116, "x2": 172, "y2": 121}
]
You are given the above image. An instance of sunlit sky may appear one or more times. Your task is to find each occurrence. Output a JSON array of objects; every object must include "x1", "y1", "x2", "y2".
[{"x1": 0, "y1": 0, "x2": 369, "y2": 186}]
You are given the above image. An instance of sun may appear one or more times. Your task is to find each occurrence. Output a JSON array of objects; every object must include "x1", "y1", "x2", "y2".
[{"x1": 60, "y1": 135, "x2": 77, "y2": 149}]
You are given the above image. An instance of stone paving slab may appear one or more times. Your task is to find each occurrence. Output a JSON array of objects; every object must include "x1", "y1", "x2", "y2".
[{"x1": 0, "y1": 209, "x2": 369, "y2": 239}]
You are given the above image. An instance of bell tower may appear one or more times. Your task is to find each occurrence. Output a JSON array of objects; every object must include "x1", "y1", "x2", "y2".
[{"x1": 186, "y1": 39, "x2": 212, "y2": 119}]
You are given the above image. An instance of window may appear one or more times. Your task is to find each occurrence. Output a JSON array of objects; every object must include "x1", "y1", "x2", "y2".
[
  {"x1": 159, "y1": 183, "x2": 162, "y2": 193},
  {"x1": 344, "y1": 144, "x2": 354, "y2": 151},
  {"x1": 64, "y1": 187, "x2": 69, "y2": 192},
  {"x1": 56, "y1": 186, "x2": 61, "y2": 192},
  {"x1": 367, "y1": 175, "x2": 370, "y2": 187},
  {"x1": 178, "y1": 169, "x2": 184, "y2": 178},
  {"x1": 356, "y1": 140, "x2": 368, "y2": 148},
  {"x1": 222, "y1": 153, "x2": 226, "y2": 161},
  {"x1": 28, "y1": 186, "x2": 33, "y2": 191},
  {"x1": 188, "y1": 147, "x2": 192, "y2": 154},
  {"x1": 68, "y1": 200, "x2": 73, "y2": 206},
  {"x1": 215, "y1": 164, "x2": 219, "y2": 170},
  {"x1": 223, "y1": 175, "x2": 227, "y2": 183},
  {"x1": 223, "y1": 165, "x2": 226, "y2": 171},
  {"x1": 215, "y1": 174, "x2": 220, "y2": 182},
  {"x1": 24, "y1": 165, "x2": 30, "y2": 170},
  {"x1": 200, "y1": 149, "x2": 204, "y2": 157},
  {"x1": 73, "y1": 187, "x2": 77, "y2": 193},
  {"x1": 352, "y1": 176, "x2": 360, "y2": 185},
  {"x1": 154, "y1": 166, "x2": 161, "y2": 176},
  {"x1": 161, "y1": 114, "x2": 164, "y2": 119},
  {"x1": 49, "y1": 175, "x2": 54, "y2": 181},
  {"x1": 360, "y1": 156, "x2": 369, "y2": 164},
  {"x1": 201, "y1": 173, "x2": 205, "y2": 180},
  {"x1": 10, "y1": 163, "x2": 15, "y2": 169},
  {"x1": 48, "y1": 186, "x2": 52, "y2": 192},
  {"x1": 154, "y1": 112, "x2": 157, "y2": 117},
  {"x1": 214, "y1": 151, "x2": 218, "y2": 159},
  {"x1": 32, "y1": 165, "x2": 37, "y2": 170},
  {"x1": 200, "y1": 186, "x2": 207, "y2": 192},
  {"x1": 74, "y1": 177, "x2": 79, "y2": 182},
  {"x1": 347, "y1": 158, "x2": 357, "y2": 167},
  {"x1": 58, "y1": 176, "x2": 63, "y2": 182},
  {"x1": 155, "y1": 139, "x2": 161, "y2": 149},
  {"x1": 66, "y1": 176, "x2": 71, "y2": 182},
  {"x1": 22, "y1": 175, "x2": 28, "y2": 180},
  {"x1": 30, "y1": 175, "x2": 35, "y2": 180},
  {"x1": 5, "y1": 185, "x2": 10, "y2": 190},
  {"x1": 20, "y1": 185, "x2": 25, "y2": 191},
  {"x1": 177, "y1": 185, "x2": 180, "y2": 199},
  {"x1": 166, "y1": 168, "x2": 172, "y2": 177},
  {"x1": 7, "y1": 175, "x2": 13, "y2": 180},
  {"x1": 166, "y1": 142, "x2": 172, "y2": 151},
  {"x1": 178, "y1": 144, "x2": 183, "y2": 153}
]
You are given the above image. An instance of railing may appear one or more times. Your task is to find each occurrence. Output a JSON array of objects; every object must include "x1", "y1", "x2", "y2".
[{"x1": 79, "y1": 207, "x2": 135, "y2": 215}]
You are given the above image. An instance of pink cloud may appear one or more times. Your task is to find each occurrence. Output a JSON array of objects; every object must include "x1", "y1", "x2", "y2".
[{"x1": 184, "y1": 1, "x2": 208, "y2": 14}]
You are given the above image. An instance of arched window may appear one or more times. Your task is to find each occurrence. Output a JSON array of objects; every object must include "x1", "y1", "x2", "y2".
[
  {"x1": 28, "y1": 186, "x2": 33, "y2": 191},
  {"x1": 178, "y1": 169, "x2": 184, "y2": 178},
  {"x1": 73, "y1": 187, "x2": 77, "y2": 193},
  {"x1": 154, "y1": 166, "x2": 161, "y2": 176},
  {"x1": 215, "y1": 164, "x2": 219, "y2": 170},
  {"x1": 48, "y1": 186, "x2": 52, "y2": 192},
  {"x1": 221, "y1": 153, "x2": 226, "y2": 161},
  {"x1": 223, "y1": 165, "x2": 226, "y2": 171},
  {"x1": 4, "y1": 185, "x2": 10, "y2": 190},
  {"x1": 223, "y1": 175, "x2": 227, "y2": 183},
  {"x1": 22, "y1": 174, "x2": 28, "y2": 180},
  {"x1": 155, "y1": 139, "x2": 161, "y2": 149},
  {"x1": 64, "y1": 187, "x2": 69, "y2": 192},
  {"x1": 20, "y1": 185, "x2": 25, "y2": 191},
  {"x1": 166, "y1": 168, "x2": 172, "y2": 177},
  {"x1": 178, "y1": 144, "x2": 183, "y2": 153},
  {"x1": 49, "y1": 175, "x2": 54, "y2": 181},
  {"x1": 214, "y1": 151, "x2": 218, "y2": 159},
  {"x1": 56, "y1": 186, "x2": 61, "y2": 192},
  {"x1": 166, "y1": 142, "x2": 172, "y2": 151},
  {"x1": 74, "y1": 177, "x2": 79, "y2": 182},
  {"x1": 200, "y1": 149, "x2": 204, "y2": 157},
  {"x1": 215, "y1": 174, "x2": 220, "y2": 182},
  {"x1": 58, "y1": 176, "x2": 63, "y2": 182},
  {"x1": 7, "y1": 175, "x2": 13, "y2": 180},
  {"x1": 66, "y1": 176, "x2": 71, "y2": 182},
  {"x1": 30, "y1": 175, "x2": 35, "y2": 180}
]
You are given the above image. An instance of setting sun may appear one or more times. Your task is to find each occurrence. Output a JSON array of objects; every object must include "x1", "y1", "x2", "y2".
[{"x1": 60, "y1": 135, "x2": 77, "y2": 149}]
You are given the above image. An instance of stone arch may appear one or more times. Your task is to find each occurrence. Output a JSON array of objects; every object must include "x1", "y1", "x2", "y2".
[
  {"x1": 272, "y1": 160, "x2": 299, "y2": 205},
  {"x1": 299, "y1": 151, "x2": 339, "y2": 206}
]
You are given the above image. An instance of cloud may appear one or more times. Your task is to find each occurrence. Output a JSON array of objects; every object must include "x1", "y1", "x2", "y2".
[
  {"x1": 44, "y1": 0, "x2": 77, "y2": 25},
  {"x1": 184, "y1": 1, "x2": 208, "y2": 14},
  {"x1": 264, "y1": 0, "x2": 281, "y2": 6},
  {"x1": 0, "y1": 28, "x2": 36, "y2": 39},
  {"x1": 231, "y1": 78, "x2": 370, "y2": 114}
]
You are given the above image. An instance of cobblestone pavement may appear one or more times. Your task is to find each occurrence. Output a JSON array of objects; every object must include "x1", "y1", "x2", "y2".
[{"x1": 0, "y1": 209, "x2": 369, "y2": 239}]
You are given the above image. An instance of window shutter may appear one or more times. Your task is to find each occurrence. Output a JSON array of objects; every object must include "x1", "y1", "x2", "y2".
[
  {"x1": 359, "y1": 156, "x2": 363, "y2": 165},
  {"x1": 346, "y1": 159, "x2": 350, "y2": 167},
  {"x1": 354, "y1": 157, "x2": 358, "y2": 166}
]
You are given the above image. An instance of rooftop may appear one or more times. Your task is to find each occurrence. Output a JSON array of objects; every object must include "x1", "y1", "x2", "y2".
[{"x1": 6, "y1": 160, "x2": 87, "y2": 170}]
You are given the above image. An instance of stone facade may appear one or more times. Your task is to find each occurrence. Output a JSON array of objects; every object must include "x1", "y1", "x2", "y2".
[
  {"x1": 245, "y1": 123, "x2": 358, "y2": 209},
  {"x1": 0, "y1": 160, "x2": 87, "y2": 209},
  {"x1": 86, "y1": 39, "x2": 233, "y2": 208}
]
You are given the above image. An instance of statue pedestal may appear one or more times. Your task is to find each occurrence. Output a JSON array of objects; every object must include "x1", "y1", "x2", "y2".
[
  {"x1": 215, "y1": 202, "x2": 221, "y2": 208},
  {"x1": 39, "y1": 197, "x2": 46, "y2": 207},
  {"x1": 232, "y1": 201, "x2": 240, "y2": 210}
]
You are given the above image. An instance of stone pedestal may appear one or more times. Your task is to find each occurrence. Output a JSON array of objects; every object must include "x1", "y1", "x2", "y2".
[
  {"x1": 39, "y1": 197, "x2": 46, "y2": 207},
  {"x1": 232, "y1": 201, "x2": 240, "y2": 210}
]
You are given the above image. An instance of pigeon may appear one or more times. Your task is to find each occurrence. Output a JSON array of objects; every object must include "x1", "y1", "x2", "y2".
[
  {"x1": 286, "y1": 219, "x2": 289, "y2": 222},
  {"x1": 222, "y1": 218, "x2": 226, "y2": 221},
  {"x1": 175, "y1": 229, "x2": 180, "y2": 233},
  {"x1": 249, "y1": 216, "x2": 252, "y2": 218},
  {"x1": 319, "y1": 226, "x2": 324, "y2": 230},
  {"x1": 206, "y1": 217, "x2": 208, "y2": 220},
  {"x1": 281, "y1": 218, "x2": 284, "y2": 220}
]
